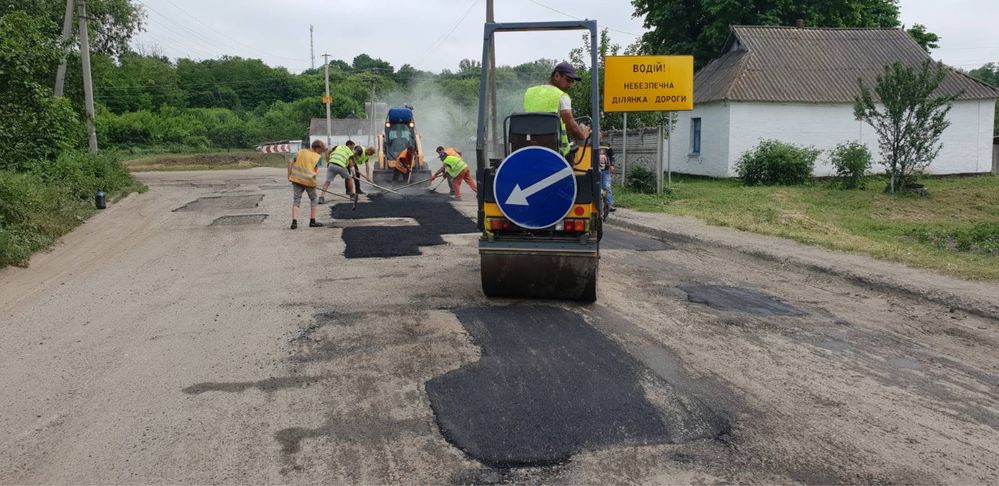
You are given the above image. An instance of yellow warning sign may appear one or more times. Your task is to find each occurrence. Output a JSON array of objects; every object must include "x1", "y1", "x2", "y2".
[
  {"x1": 322, "y1": 96, "x2": 332, "y2": 103},
  {"x1": 603, "y1": 56, "x2": 694, "y2": 112}
]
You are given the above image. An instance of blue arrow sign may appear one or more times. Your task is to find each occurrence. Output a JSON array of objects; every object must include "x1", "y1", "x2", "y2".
[{"x1": 494, "y1": 146, "x2": 577, "y2": 229}]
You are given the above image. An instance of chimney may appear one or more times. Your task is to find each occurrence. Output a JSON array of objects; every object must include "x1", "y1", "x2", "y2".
[{"x1": 795, "y1": 19, "x2": 805, "y2": 29}]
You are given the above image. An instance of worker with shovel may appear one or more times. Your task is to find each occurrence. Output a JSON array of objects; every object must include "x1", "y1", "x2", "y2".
[
  {"x1": 351, "y1": 144, "x2": 376, "y2": 194},
  {"x1": 318, "y1": 141, "x2": 355, "y2": 205},
  {"x1": 431, "y1": 148, "x2": 477, "y2": 200},
  {"x1": 287, "y1": 140, "x2": 326, "y2": 229}
]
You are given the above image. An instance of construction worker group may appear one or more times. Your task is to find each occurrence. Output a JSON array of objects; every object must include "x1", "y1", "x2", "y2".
[
  {"x1": 287, "y1": 60, "x2": 609, "y2": 230},
  {"x1": 286, "y1": 138, "x2": 475, "y2": 230}
]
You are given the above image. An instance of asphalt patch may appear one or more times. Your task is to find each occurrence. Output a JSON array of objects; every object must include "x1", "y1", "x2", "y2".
[
  {"x1": 601, "y1": 228, "x2": 674, "y2": 251},
  {"x1": 209, "y1": 214, "x2": 268, "y2": 225},
  {"x1": 331, "y1": 195, "x2": 476, "y2": 258},
  {"x1": 173, "y1": 194, "x2": 263, "y2": 212},
  {"x1": 426, "y1": 305, "x2": 726, "y2": 468},
  {"x1": 681, "y1": 285, "x2": 806, "y2": 316}
]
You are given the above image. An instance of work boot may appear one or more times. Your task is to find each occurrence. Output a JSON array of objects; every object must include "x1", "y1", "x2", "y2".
[
  {"x1": 318, "y1": 196, "x2": 325, "y2": 205},
  {"x1": 309, "y1": 219, "x2": 324, "y2": 228},
  {"x1": 290, "y1": 219, "x2": 298, "y2": 230},
  {"x1": 608, "y1": 206, "x2": 617, "y2": 212}
]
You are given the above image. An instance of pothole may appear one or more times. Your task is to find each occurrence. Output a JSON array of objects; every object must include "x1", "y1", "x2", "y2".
[
  {"x1": 681, "y1": 285, "x2": 806, "y2": 316},
  {"x1": 210, "y1": 214, "x2": 268, "y2": 226},
  {"x1": 173, "y1": 194, "x2": 264, "y2": 212}
]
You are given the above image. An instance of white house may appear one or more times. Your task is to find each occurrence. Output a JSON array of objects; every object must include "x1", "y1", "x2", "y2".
[{"x1": 668, "y1": 26, "x2": 998, "y2": 177}]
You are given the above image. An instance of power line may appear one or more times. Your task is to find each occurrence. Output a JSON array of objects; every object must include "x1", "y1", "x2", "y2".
[
  {"x1": 524, "y1": 0, "x2": 643, "y2": 38},
  {"x1": 420, "y1": 0, "x2": 482, "y2": 66}
]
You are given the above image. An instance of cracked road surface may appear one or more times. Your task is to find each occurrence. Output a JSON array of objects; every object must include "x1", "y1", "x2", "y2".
[{"x1": 1, "y1": 168, "x2": 996, "y2": 484}]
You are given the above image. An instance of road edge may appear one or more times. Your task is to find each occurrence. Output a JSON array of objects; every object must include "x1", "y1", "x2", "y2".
[{"x1": 606, "y1": 212, "x2": 999, "y2": 321}]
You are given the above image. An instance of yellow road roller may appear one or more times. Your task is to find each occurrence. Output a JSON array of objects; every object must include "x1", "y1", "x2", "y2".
[{"x1": 474, "y1": 20, "x2": 603, "y2": 301}]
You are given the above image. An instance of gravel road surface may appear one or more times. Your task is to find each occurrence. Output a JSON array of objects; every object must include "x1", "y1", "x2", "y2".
[{"x1": 1, "y1": 168, "x2": 995, "y2": 484}]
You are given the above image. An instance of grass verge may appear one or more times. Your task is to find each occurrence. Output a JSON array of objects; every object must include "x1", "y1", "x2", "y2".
[
  {"x1": 1, "y1": 151, "x2": 145, "y2": 268},
  {"x1": 123, "y1": 151, "x2": 287, "y2": 171},
  {"x1": 614, "y1": 174, "x2": 999, "y2": 280}
]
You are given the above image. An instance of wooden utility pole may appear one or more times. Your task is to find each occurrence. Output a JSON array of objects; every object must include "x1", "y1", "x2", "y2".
[
  {"x1": 310, "y1": 25, "x2": 315, "y2": 70},
  {"x1": 54, "y1": 0, "x2": 75, "y2": 97},
  {"x1": 77, "y1": 0, "x2": 97, "y2": 152},
  {"x1": 486, "y1": 0, "x2": 498, "y2": 160},
  {"x1": 322, "y1": 53, "x2": 332, "y2": 146}
]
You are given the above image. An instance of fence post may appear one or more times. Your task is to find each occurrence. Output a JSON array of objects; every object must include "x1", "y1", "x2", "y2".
[
  {"x1": 656, "y1": 123, "x2": 664, "y2": 195},
  {"x1": 622, "y1": 112, "x2": 628, "y2": 186}
]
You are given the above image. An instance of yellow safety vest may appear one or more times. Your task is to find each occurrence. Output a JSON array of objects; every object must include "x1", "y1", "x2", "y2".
[
  {"x1": 354, "y1": 145, "x2": 370, "y2": 165},
  {"x1": 524, "y1": 84, "x2": 570, "y2": 155},
  {"x1": 329, "y1": 144, "x2": 353, "y2": 168},
  {"x1": 442, "y1": 155, "x2": 467, "y2": 178},
  {"x1": 289, "y1": 149, "x2": 321, "y2": 187}
]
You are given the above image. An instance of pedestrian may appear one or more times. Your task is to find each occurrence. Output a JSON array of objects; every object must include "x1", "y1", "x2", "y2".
[
  {"x1": 287, "y1": 140, "x2": 326, "y2": 229},
  {"x1": 351, "y1": 143, "x2": 376, "y2": 194},
  {"x1": 431, "y1": 148, "x2": 477, "y2": 200},
  {"x1": 599, "y1": 144, "x2": 615, "y2": 212},
  {"x1": 523, "y1": 61, "x2": 591, "y2": 156},
  {"x1": 318, "y1": 140, "x2": 355, "y2": 204}
]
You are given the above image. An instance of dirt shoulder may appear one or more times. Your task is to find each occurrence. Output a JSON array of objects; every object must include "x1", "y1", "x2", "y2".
[{"x1": 608, "y1": 209, "x2": 999, "y2": 320}]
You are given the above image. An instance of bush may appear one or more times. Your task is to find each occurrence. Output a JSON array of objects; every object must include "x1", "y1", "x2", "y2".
[
  {"x1": 829, "y1": 142, "x2": 872, "y2": 189},
  {"x1": 626, "y1": 165, "x2": 657, "y2": 194},
  {"x1": 1, "y1": 152, "x2": 143, "y2": 268},
  {"x1": 736, "y1": 140, "x2": 819, "y2": 186}
]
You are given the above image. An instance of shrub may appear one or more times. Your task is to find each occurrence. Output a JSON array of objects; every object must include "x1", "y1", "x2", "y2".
[
  {"x1": 626, "y1": 165, "x2": 657, "y2": 194},
  {"x1": 2, "y1": 152, "x2": 143, "y2": 268},
  {"x1": 736, "y1": 140, "x2": 819, "y2": 186},
  {"x1": 829, "y1": 142, "x2": 872, "y2": 189}
]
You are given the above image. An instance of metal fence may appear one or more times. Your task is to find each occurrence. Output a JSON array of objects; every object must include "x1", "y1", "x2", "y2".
[{"x1": 601, "y1": 127, "x2": 662, "y2": 184}]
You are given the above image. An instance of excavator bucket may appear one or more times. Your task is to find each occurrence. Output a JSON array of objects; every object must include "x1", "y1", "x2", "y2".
[{"x1": 480, "y1": 245, "x2": 598, "y2": 301}]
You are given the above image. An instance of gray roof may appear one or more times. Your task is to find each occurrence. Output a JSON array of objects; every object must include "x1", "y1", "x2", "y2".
[
  {"x1": 309, "y1": 118, "x2": 374, "y2": 137},
  {"x1": 695, "y1": 26, "x2": 999, "y2": 104}
]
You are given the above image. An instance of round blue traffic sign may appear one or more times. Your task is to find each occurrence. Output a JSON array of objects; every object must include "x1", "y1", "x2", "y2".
[{"x1": 494, "y1": 146, "x2": 577, "y2": 229}]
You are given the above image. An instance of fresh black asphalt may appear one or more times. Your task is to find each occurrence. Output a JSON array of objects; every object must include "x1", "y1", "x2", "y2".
[
  {"x1": 331, "y1": 195, "x2": 476, "y2": 258},
  {"x1": 425, "y1": 305, "x2": 727, "y2": 468}
]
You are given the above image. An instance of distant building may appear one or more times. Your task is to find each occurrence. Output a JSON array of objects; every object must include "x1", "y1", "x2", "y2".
[
  {"x1": 308, "y1": 102, "x2": 388, "y2": 149},
  {"x1": 669, "y1": 26, "x2": 999, "y2": 177}
]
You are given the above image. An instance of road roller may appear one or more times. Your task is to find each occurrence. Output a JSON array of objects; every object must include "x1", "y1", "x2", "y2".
[{"x1": 474, "y1": 20, "x2": 603, "y2": 301}]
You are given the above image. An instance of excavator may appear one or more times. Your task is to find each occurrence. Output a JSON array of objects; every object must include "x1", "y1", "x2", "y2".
[
  {"x1": 373, "y1": 106, "x2": 431, "y2": 185},
  {"x1": 475, "y1": 20, "x2": 603, "y2": 301}
]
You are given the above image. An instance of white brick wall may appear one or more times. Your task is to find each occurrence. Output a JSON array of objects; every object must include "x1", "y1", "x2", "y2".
[{"x1": 668, "y1": 99, "x2": 996, "y2": 177}]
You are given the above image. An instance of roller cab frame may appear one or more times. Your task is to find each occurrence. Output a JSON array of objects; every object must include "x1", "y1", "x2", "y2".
[{"x1": 476, "y1": 20, "x2": 603, "y2": 301}]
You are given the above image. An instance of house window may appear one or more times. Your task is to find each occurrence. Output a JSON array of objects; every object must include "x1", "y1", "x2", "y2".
[{"x1": 690, "y1": 118, "x2": 701, "y2": 155}]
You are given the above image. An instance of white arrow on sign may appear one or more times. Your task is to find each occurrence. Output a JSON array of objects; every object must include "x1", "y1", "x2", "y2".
[{"x1": 504, "y1": 167, "x2": 574, "y2": 206}]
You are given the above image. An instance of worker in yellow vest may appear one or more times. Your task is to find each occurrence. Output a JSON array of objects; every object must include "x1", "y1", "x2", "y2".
[
  {"x1": 523, "y1": 61, "x2": 591, "y2": 155},
  {"x1": 350, "y1": 144, "x2": 376, "y2": 195},
  {"x1": 318, "y1": 141, "x2": 355, "y2": 205},
  {"x1": 287, "y1": 140, "x2": 326, "y2": 229},
  {"x1": 431, "y1": 148, "x2": 477, "y2": 200}
]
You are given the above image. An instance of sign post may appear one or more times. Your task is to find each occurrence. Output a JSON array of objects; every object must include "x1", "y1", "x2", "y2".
[{"x1": 603, "y1": 55, "x2": 693, "y2": 195}]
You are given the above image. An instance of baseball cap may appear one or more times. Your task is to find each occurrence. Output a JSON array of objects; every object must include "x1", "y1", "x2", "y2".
[{"x1": 553, "y1": 61, "x2": 581, "y2": 81}]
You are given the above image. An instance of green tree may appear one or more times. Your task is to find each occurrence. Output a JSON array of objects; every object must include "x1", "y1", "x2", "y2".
[
  {"x1": 1, "y1": 0, "x2": 144, "y2": 59},
  {"x1": 0, "y1": 11, "x2": 81, "y2": 170},
  {"x1": 906, "y1": 23, "x2": 940, "y2": 52},
  {"x1": 352, "y1": 54, "x2": 394, "y2": 74},
  {"x1": 968, "y1": 63, "x2": 999, "y2": 135},
  {"x1": 631, "y1": 0, "x2": 903, "y2": 68},
  {"x1": 854, "y1": 61, "x2": 960, "y2": 193}
]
